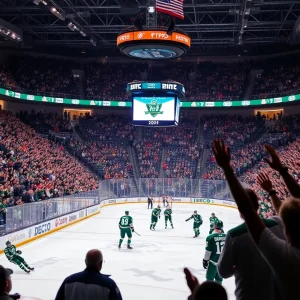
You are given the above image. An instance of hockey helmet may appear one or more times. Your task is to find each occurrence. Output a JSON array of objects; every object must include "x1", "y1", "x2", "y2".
[
  {"x1": 125, "y1": 211, "x2": 129, "y2": 215},
  {"x1": 215, "y1": 221, "x2": 223, "y2": 229}
]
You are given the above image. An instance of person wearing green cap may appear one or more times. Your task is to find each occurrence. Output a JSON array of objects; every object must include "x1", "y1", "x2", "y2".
[
  {"x1": 118, "y1": 211, "x2": 134, "y2": 249},
  {"x1": 4, "y1": 241, "x2": 34, "y2": 274}
]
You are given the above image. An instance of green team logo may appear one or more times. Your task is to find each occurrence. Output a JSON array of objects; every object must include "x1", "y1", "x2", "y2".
[{"x1": 145, "y1": 99, "x2": 163, "y2": 118}]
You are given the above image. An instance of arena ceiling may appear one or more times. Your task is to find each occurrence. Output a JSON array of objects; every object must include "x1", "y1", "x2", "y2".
[{"x1": 0, "y1": 0, "x2": 300, "y2": 56}]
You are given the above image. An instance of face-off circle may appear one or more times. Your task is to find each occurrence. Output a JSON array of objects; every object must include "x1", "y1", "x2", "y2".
[{"x1": 117, "y1": 30, "x2": 191, "y2": 60}]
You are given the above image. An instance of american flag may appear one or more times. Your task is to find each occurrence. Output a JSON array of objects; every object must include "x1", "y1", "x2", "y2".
[{"x1": 156, "y1": 0, "x2": 184, "y2": 20}]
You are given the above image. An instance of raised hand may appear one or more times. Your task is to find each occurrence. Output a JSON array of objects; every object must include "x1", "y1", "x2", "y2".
[
  {"x1": 257, "y1": 173, "x2": 273, "y2": 193},
  {"x1": 264, "y1": 145, "x2": 285, "y2": 172},
  {"x1": 212, "y1": 140, "x2": 231, "y2": 170},
  {"x1": 184, "y1": 267, "x2": 199, "y2": 294}
]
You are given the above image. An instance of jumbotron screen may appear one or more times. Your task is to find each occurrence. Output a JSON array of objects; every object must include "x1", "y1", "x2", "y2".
[{"x1": 133, "y1": 96, "x2": 179, "y2": 127}]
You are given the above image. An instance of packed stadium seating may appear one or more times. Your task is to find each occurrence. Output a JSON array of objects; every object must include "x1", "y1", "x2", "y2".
[
  {"x1": 1, "y1": 50, "x2": 300, "y2": 300},
  {"x1": 0, "y1": 111, "x2": 97, "y2": 208},
  {"x1": 0, "y1": 54, "x2": 300, "y2": 212},
  {"x1": 1, "y1": 53, "x2": 300, "y2": 101}
]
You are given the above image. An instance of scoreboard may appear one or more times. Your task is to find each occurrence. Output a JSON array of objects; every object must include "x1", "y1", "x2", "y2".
[{"x1": 127, "y1": 81, "x2": 185, "y2": 127}]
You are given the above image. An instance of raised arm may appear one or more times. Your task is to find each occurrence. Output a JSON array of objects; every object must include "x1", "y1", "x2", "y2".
[
  {"x1": 257, "y1": 172, "x2": 282, "y2": 214},
  {"x1": 264, "y1": 145, "x2": 300, "y2": 198},
  {"x1": 212, "y1": 140, "x2": 265, "y2": 244}
]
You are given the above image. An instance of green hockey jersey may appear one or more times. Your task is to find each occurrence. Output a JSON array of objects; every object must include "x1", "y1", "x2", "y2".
[
  {"x1": 4, "y1": 245, "x2": 17, "y2": 261},
  {"x1": 187, "y1": 214, "x2": 203, "y2": 224},
  {"x1": 205, "y1": 232, "x2": 226, "y2": 264},
  {"x1": 152, "y1": 208, "x2": 161, "y2": 217},
  {"x1": 164, "y1": 208, "x2": 172, "y2": 217},
  {"x1": 119, "y1": 216, "x2": 133, "y2": 229},
  {"x1": 209, "y1": 216, "x2": 219, "y2": 229}
]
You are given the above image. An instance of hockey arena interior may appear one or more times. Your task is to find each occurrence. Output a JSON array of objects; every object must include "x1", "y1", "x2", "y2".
[{"x1": 0, "y1": 1, "x2": 299, "y2": 300}]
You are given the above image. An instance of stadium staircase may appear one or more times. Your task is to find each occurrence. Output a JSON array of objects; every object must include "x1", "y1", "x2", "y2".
[
  {"x1": 127, "y1": 146, "x2": 141, "y2": 194},
  {"x1": 159, "y1": 148, "x2": 167, "y2": 177},
  {"x1": 243, "y1": 69, "x2": 263, "y2": 100}
]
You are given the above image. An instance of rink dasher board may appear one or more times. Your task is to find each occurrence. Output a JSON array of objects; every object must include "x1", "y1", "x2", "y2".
[
  {"x1": 0, "y1": 205, "x2": 101, "y2": 253},
  {"x1": 0, "y1": 197, "x2": 237, "y2": 253},
  {"x1": 100, "y1": 197, "x2": 237, "y2": 208}
]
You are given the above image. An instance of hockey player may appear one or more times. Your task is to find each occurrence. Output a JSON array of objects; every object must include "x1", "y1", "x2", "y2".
[
  {"x1": 164, "y1": 205, "x2": 174, "y2": 229},
  {"x1": 203, "y1": 221, "x2": 226, "y2": 284},
  {"x1": 185, "y1": 210, "x2": 203, "y2": 238},
  {"x1": 218, "y1": 219, "x2": 225, "y2": 233},
  {"x1": 4, "y1": 241, "x2": 34, "y2": 273},
  {"x1": 209, "y1": 213, "x2": 219, "y2": 234},
  {"x1": 150, "y1": 205, "x2": 161, "y2": 230},
  {"x1": 118, "y1": 211, "x2": 134, "y2": 249}
]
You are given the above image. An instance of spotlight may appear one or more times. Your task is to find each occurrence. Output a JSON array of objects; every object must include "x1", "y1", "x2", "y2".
[
  {"x1": 49, "y1": 6, "x2": 65, "y2": 20},
  {"x1": 148, "y1": 6, "x2": 155, "y2": 13}
]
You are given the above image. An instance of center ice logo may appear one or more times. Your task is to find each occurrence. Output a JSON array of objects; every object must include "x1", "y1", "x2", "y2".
[{"x1": 145, "y1": 99, "x2": 163, "y2": 118}]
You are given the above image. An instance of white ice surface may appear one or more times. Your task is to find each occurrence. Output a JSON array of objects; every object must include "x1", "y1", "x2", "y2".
[{"x1": 0, "y1": 203, "x2": 243, "y2": 300}]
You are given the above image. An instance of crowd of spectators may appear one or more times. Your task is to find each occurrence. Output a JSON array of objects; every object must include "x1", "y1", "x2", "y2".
[
  {"x1": 85, "y1": 63, "x2": 147, "y2": 100},
  {"x1": 0, "y1": 64, "x2": 18, "y2": 91},
  {"x1": 77, "y1": 114, "x2": 135, "y2": 142},
  {"x1": 203, "y1": 115, "x2": 265, "y2": 180},
  {"x1": 244, "y1": 139, "x2": 300, "y2": 202},
  {"x1": 18, "y1": 110, "x2": 72, "y2": 135},
  {"x1": 0, "y1": 111, "x2": 97, "y2": 217},
  {"x1": 68, "y1": 139, "x2": 133, "y2": 180},
  {"x1": 7, "y1": 56, "x2": 78, "y2": 97},
  {"x1": 192, "y1": 62, "x2": 250, "y2": 101},
  {"x1": 0, "y1": 53, "x2": 300, "y2": 101},
  {"x1": 252, "y1": 54, "x2": 300, "y2": 99}
]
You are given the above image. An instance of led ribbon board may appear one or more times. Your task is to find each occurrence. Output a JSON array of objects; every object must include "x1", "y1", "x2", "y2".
[{"x1": 0, "y1": 87, "x2": 299, "y2": 108}]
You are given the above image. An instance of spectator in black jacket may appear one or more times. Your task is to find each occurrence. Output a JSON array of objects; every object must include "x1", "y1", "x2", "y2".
[
  {"x1": 0, "y1": 266, "x2": 20, "y2": 300},
  {"x1": 55, "y1": 249, "x2": 122, "y2": 300}
]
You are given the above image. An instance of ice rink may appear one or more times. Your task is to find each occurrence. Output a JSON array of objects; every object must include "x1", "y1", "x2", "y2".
[{"x1": 0, "y1": 203, "x2": 242, "y2": 300}]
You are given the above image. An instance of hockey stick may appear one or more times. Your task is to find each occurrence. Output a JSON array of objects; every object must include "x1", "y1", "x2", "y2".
[{"x1": 133, "y1": 231, "x2": 141, "y2": 236}]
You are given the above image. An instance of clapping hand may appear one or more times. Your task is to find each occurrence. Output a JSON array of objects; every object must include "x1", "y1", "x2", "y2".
[
  {"x1": 212, "y1": 140, "x2": 231, "y2": 170},
  {"x1": 184, "y1": 267, "x2": 199, "y2": 294},
  {"x1": 264, "y1": 145, "x2": 285, "y2": 172},
  {"x1": 257, "y1": 173, "x2": 273, "y2": 193}
]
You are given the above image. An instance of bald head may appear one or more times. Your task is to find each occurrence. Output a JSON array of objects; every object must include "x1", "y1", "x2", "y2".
[
  {"x1": 193, "y1": 281, "x2": 227, "y2": 300},
  {"x1": 85, "y1": 249, "x2": 103, "y2": 271}
]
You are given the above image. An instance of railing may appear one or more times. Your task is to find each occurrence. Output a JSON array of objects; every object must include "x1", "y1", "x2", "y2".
[
  {"x1": 98, "y1": 178, "x2": 249, "y2": 201},
  {"x1": 2, "y1": 178, "x2": 247, "y2": 235},
  {"x1": 3, "y1": 192, "x2": 99, "y2": 234}
]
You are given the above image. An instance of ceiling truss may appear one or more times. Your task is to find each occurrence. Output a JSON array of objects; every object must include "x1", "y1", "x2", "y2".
[{"x1": 0, "y1": 0, "x2": 299, "y2": 50}]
